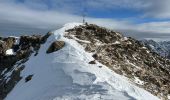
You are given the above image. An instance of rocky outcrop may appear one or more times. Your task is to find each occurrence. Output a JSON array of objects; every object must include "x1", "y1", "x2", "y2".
[
  {"x1": 0, "y1": 37, "x2": 16, "y2": 56},
  {"x1": 0, "y1": 65, "x2": 25, "y2": 100},
  {"x1": 25, "y1": 75, "x2": 33, "y2": 82},
  {"x1": 89, "y1": 60, "x2": 96, "y2": 64},
  {"x1": 46, "y1": 41, "x2": 65, "y2": 54},
  {"x1": 0, "y1": 32, "x2": 52, "y2": 99},
  {"x1": 65, "y1": 24, "x2": 170, "y2": 99},
  {"x1": 41, "y1": 32, "x2": 53, "y2": 44}
]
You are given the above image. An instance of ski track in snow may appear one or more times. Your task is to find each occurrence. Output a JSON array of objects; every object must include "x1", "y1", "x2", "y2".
[{"x1": 5, "y1": 23, "x2": 159, "y2": 100}]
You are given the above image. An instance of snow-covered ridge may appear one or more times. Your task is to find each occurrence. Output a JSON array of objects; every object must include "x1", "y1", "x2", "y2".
[
  {"x1": 4, "y1": 23, "x2": 159, "y2": 100},
  {"x1": 65, "y1": 23, "x2": 170, "y2": 99}
]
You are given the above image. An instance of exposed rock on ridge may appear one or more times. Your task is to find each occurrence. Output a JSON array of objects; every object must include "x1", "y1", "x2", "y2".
[
  {"x1": 65, "y1": 24, "x2": 170, "y2": 99},
  {"x1": 46, "y1": 41, "x2": 65, "y2": 54}
]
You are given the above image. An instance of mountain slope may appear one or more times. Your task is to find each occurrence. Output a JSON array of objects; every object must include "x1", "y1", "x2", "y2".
[
  {"x1": 3, "y1": 23, "x2": 159, "y2": 100},
  {"x1": 65, "y1": 23, "x2": 170, "y2": 99}
]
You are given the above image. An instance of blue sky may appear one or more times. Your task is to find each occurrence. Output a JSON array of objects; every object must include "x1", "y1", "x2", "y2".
[{"x1": 0, "y1": 0, "x2": 170, "y2": 40}]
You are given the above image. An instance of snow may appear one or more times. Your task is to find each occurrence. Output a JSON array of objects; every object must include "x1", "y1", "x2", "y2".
[
  {"x1": 5, "y1": 23, "x2": 159, "y2": 100},
  {"x1": 113, "y1": 41, "x2": 120, "y2": 44},
  {"x1": 68, "y1": 35, "x2": 91, "y2": 44},
  {"x1": 126, "y1": 60, "x2": 141, "y2": 70},
  {"x1": 141, "y1": 39, "x2": 170, "y2": 58},
  {"x1": 14, "y1": 37, "x2": 20, "y2": 45},
  {"x1": 0, "y1": 40, "x2": 4, "y2": 43},
  {"x1": 5, "y1": 49, "x2": 15, "y2": 55},
  {"x1": 144, "y1": 38, "x2": 170, "y2": 42},
  {"x1": 168, "y1": 94, "x2": 170, "y2": 99},
  {"x1": 1, "y1": 68, "x2": 7, "y2": 75},
  {"x1": 134, "y1": 77, "x2": 144, "y2": 85},
  {"x1": 123, "y1": 37, "x2": 128, "y2": 41},
  {"x1": 141, "y1": 47, "x2": 147, "y2": 49}
]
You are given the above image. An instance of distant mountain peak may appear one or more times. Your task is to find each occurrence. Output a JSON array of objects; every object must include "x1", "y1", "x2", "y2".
[{"x1": 141, "y1": 39, "x2": 170, "y2": 59}]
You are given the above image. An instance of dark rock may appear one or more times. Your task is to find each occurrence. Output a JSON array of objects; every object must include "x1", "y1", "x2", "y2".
[
  {"x1": 98, "y1": 66, "x2": 102, "y2": 68},
  {"x1": 89, "y1": 60, "x2": 96, "y2": 64},
  {"x1": 0, "y1": 37, "x2": 3, "y2": 40},
  {"x1": 13, "y1": 45, "x2": 19, "y2": 52},
  {"x1": 0, "y1": 65, "x2": 25, "y2": 99},
  {"x1": 46, "y1": 41, "x2": 65, "y2": 54},
  {"x1": 92, "y1": 54, "x2": 98, "y2": 59},
  {"x1": 20, "y1": 35, "x2": 42, "y2": 47},
  {"x1": 41, "y1": 32, "x2": 53, "y2": 44},
  {"x1": 25, "y1": 75, "x2": 33, "y2": 82}
]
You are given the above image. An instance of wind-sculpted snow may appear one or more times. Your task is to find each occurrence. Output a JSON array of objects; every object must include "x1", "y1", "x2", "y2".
[{"x1": 5, "y1": 23, "x2": 159, "y2": 100}]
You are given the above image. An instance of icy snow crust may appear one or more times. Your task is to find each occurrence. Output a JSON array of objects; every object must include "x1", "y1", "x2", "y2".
[{"x1": 5, "y1": 23, "x2": 159, "y2": 100}]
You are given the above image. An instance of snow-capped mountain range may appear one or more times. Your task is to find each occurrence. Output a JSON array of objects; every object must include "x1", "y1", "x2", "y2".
[
  {"x1": 0, "y1": 23, "x2": 170, "y2": 100},
  {"x1": 141, "y1": 39, "x2": 170, "y2": 59}
]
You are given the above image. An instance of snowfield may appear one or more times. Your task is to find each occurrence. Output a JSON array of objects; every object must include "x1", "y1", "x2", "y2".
[{"x1": 5, "y1": 23, "x2": 159, "y2": 100}]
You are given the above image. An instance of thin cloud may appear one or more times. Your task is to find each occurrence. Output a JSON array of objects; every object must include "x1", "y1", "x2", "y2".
[
  {"x1": 2, "y1": 0, "x2": 170, "y2": 18},
  {"x1": 0, "y1": 0, "x2": 170, "y2": 39}
]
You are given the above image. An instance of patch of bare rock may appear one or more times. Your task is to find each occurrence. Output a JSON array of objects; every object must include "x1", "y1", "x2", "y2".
[{"x1": 46, "y1": 41, "x2": 65, "y2": 54}]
